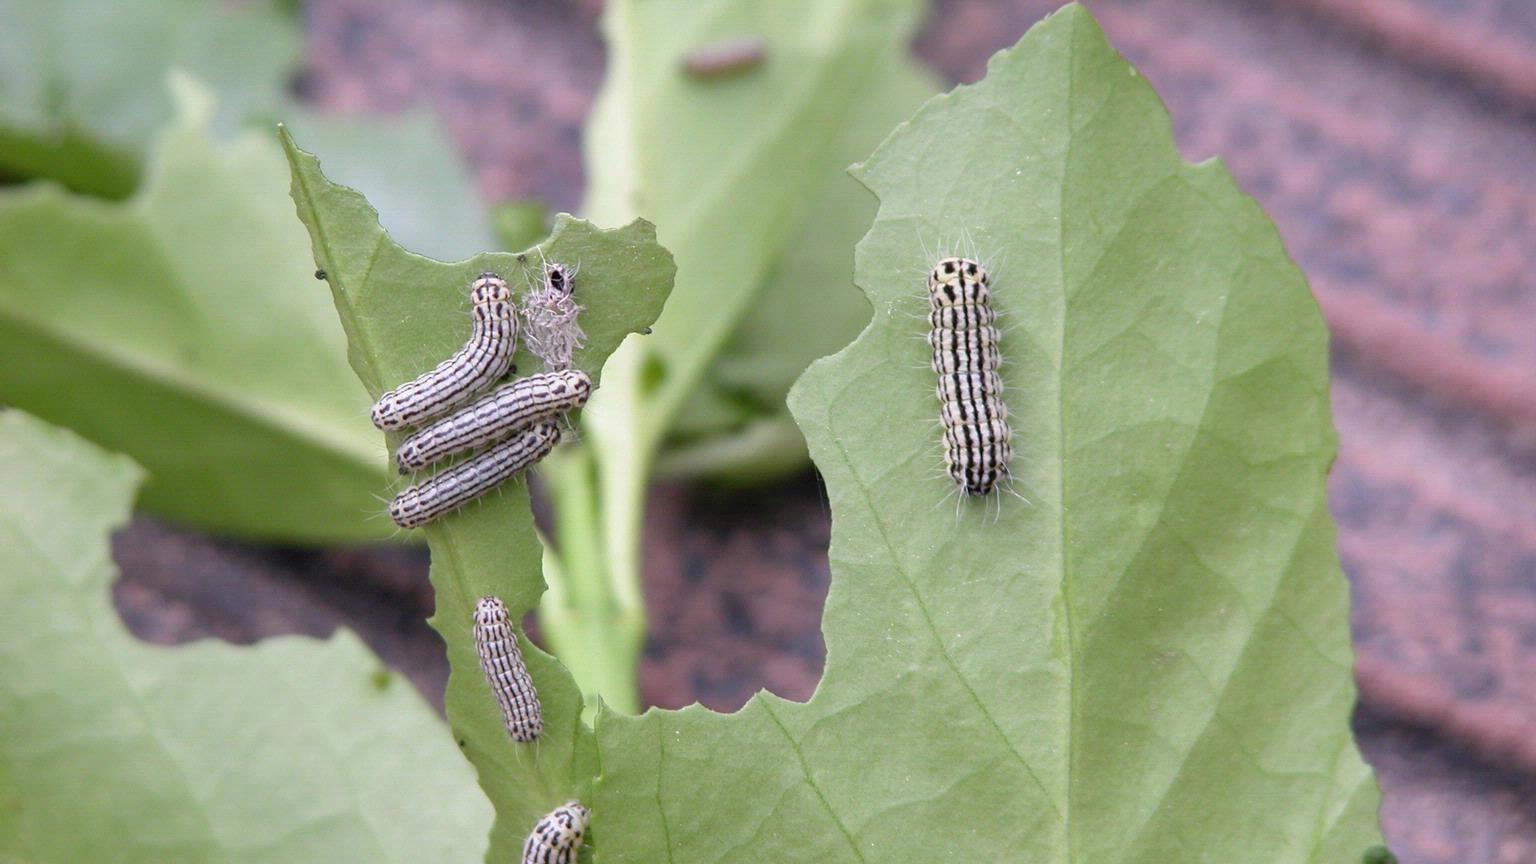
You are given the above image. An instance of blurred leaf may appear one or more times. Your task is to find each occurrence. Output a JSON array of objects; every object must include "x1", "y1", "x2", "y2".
[
  {"x1": 575, "y1": 0, "x2": 929, "y2": 676},
  {"x1": 0, "y1": 0, "x2": 296, "y2": 196},
  {"x1": 0, "y1": 410, "x2": 490, "y2": 863},
  {"x1": 653, "y1": 414, "x2": 810, "y2": 482},
  {"x1": 283, "y1": 129, "x2": 674, "y2": 861},
  {"x1": 490, "y1": 200, "x2": 551, "y2": 253},
  {"x1": 664, "y1": 51, "x2": 938, "y2": 480},
  {"x1": 593, "y1": 7, "x2": 1385, "y2": 861},
  {"x1": 283, "y1": 110, "x2": 496, "y2": 261},
  {"x1": 0, "y1": 0, "x2": 494, "y2": 259},
  {"x1": 582, "y1": 0, "x2": 927, "y2": 452},
  {"x1": 0, "y1": 77, "x2": 388, "y2": 543}
]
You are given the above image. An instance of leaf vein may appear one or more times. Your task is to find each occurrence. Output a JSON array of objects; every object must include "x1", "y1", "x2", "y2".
[
  {"x1": 760, "y1": 699, "x2": 867, "y2": 863},
  {"x1": 826, "y1": 424, "x2": 1066, "y2": 827}
]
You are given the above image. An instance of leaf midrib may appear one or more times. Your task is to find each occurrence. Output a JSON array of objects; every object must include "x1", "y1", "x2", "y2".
[
  {"x1": 0, "y1": 303, "x2": 381, "y2": 472},
  {"x1": 1056, "y1": 13, "x2": 1079, "y2": 864}
]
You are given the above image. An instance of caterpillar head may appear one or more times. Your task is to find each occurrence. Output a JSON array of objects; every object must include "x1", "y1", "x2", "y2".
[
  {"x1": 470, "y1": 272, "x2": 512, "y2": 305},
  {"x1": 473, "y1": 596, "x2": 510, "y2": 628},
  {"x1": 927, "y1": 257, "x2": 989, "y2": 305}
]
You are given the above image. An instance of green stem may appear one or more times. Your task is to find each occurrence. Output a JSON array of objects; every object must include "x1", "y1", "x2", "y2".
[{"x1": 538, "y1": 442, "x2": 642, "y2": 715}]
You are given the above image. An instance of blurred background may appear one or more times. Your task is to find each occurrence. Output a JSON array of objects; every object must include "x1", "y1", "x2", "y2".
[{"x1": 7, "y1": 1, "x2": 1532, "y2": 861}]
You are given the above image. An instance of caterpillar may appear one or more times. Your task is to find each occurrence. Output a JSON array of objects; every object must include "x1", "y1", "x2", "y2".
[
  {"x1": 370, "y1": 272, "x2": 517, "y2": 431},
  {"x1": 394, "y1": 369, "x2": 591, "y2": 474},
  {"x1": 521, "y1": 801, "x2": 590, "y2": 864},
  {"x1": 682, "y1": 37, "x2": 767, "y2": 79},
  {"x1": 928, "y1": 256, "x2": 1011, "y2": 497},
  {"x1": 472, "y1": 596, "x2": 542, "y2": 742},
  {"x1": 388, "y1": 422, "x2": 561, "y2": 529},
  {"x1": 520, "y1": 262, "x2": 585, "y2": 372}
]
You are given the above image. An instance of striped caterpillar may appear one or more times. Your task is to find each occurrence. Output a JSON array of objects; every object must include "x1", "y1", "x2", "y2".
[
  {"x1": 394, "y1": 369, "x2": 591, "y2": 473},
  {"x1": 370, "y1": 272, "x2": 517, "y2": 430},
  {"x1": 522, "y1": 801, "x2": 590, "y2": 864},
  {"x1": 472, "y1": 596, "x2": 542, "y2": 742},
  {"x1": 388, "y1": 422, "x2": 561, "y2": 529},
  {"x1": 928, "y1": 257, "x2": 1011, "y2": 496}
]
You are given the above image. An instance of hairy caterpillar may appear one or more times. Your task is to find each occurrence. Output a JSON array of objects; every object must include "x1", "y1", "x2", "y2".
[
  {"x1": 928, "y1": 257, "x2": 1011, "y2": 496},
  {"x1": 370, "y1": 272, "x2": 517, "y2": 430},
  {"x1": 388, "y1": 422, "x2": 561, "y2": 529},
  {"x1": 472, "y1": 596, "x2": 542, "y2": 742},
  {"x1": 682, "y1": 37, "x2": 766, "y2": 78},
  {"x1": 521, "y1": 801, "x2": 590, "y2": 864},
  {"x1": 394, "y1": 369, "x2": 591, "y2": 473},
  {"x1": 520, "y1": 262, "x2": 585, "y2": 371}
]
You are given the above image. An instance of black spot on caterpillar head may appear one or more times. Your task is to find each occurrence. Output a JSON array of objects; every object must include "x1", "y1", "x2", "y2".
[
  {"x1": 521, "y1": 802, "x2": 590, "y2": 864},
  {"x1": 470, "y1": 272, "x2": 512, "y2": 305}
]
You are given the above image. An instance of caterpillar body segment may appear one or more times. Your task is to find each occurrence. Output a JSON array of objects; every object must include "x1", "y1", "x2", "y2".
[
  {"x1": 927, "y1": 257, "x2": 1012, "y2": 497},
  {"x1": 370, "y1": 272, "x2": 517, "y2": 431},
  {"x1": 395, "y1": 369, "x2": 591, "y2": 473}
]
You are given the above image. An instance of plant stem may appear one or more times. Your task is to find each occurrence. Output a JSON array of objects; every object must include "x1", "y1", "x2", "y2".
[{"x1": 538, "y1": 442, "x2": 642, "y2": 715}]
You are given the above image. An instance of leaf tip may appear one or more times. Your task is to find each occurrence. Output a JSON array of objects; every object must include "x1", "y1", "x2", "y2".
[{"x1": 277, "y1": 123, "x2": 314, "y2": 174}]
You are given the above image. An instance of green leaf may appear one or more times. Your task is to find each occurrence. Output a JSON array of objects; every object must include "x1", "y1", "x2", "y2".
[
  {"x1": 660, "y1": 51, "x2": 938, "y2": 481},
  {"x1": 0, "y1": 77, "x2": 390, "y2": 543},
  {"x1": 490, "y1": 201, "x2": 552, "y2": 254},
  {"x1": 281, "y1": 110, "x2": 496, "y2": 261},
  {"x1": 282, "y1": 129, "x2": 675, "y2": 861},
  {"x1": 0, "y1": 0, "x2": 296, "y2": 196},
  {"x1": 582, "y1": 0, "x2": 927, "y2": 449},
  {"x1": 593, "y1": 6, "x2": 1384, "y2": 862},
  {"x1": 575, "y1": 0, "x2": 929, "y2": 695},
  {"x1": 0, "y1": 410, "x2": 490, "y2": 863}
]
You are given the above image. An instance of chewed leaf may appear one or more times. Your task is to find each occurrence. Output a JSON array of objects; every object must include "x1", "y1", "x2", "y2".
[
  {"x1": 282, "y1": 129, "x2": 674, "y2": 861},
  {"x1": 592, "y1": 6, "x2": 1385, "y2": 862},
  {"x1": 0, "y1": 78, "x2": 388, "y2": 544},
  {"x1": 0, "y1": 411, "x2": 489, "y2": 863},
  {"x1": 582, "y1": 0, "x2": 928, "y2": 446},
  {"x1": 665, "y1": 50, "x2": 939, "y2": 481},
  {"x1": 281, "y1": 109, "x2": 497, "y2": 261}
]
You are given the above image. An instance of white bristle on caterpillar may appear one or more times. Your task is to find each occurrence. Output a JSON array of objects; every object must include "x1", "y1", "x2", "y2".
[
  {"x1": 370, "y1": 272, "x2": 517, "y2": 430},
  {"x1": 520, "y1": 263, "x2": 585, "y2": 371},
  {"x1": 472, "y1": 596, "x2": 543, "y2": 742},
  {"x1": 521, "y1": 801, "x2": 590, "y2": 864},
  {"x1": 388, "y1": 422, "x2": 561, "y2": 529},
  {"x1": 395, "y1": 369, "x2": 591, "y2": 473},
  {"x1": 928, "y1": 256, "x2": 1011, "y2": 497}
]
